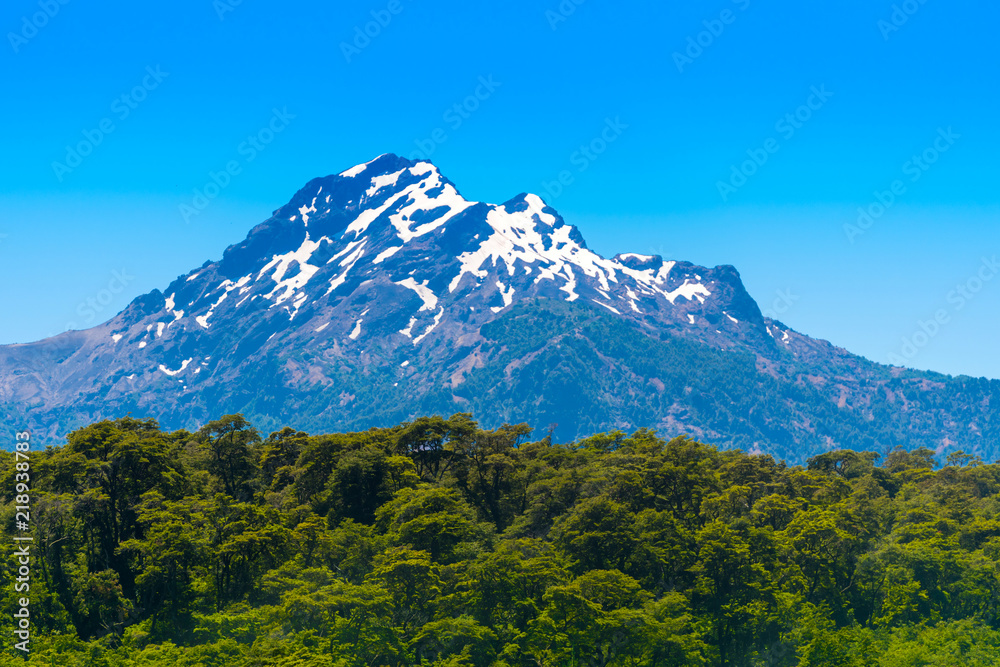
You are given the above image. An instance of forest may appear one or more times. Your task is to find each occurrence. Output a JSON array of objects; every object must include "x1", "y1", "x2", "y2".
[{"x1": 1, "y1": 414, "x2": 999, "y2": 666}]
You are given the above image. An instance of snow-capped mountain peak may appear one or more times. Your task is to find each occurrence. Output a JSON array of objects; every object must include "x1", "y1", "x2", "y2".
[
  {"x1": 2, "y1": 154, "x2": 783, "y2": 443},
  {"x1": 5, "y1": 154, "x2": 994, "y2": 464},
  {"x1": 107, "y1": 154, "x2": 770, "y2": 368}
]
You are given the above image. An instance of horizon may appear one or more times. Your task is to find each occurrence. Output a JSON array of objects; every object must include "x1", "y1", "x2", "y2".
[{"x1": 2, "y1": 0, "x2": 998, "y2": 380}]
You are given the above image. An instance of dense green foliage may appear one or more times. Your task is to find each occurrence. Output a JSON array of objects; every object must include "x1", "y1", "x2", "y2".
[{"x1": 2, "y1": 414, "x2": 999, "y2": 665}]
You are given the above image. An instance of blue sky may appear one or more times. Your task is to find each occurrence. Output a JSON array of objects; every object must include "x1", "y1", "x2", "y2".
[{"x1": 1, "y1": 0, "x2": 998, "y2": 377}]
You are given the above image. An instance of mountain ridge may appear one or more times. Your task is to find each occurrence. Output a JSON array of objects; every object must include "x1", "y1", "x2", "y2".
[{"x1": 2, "y1": 154, "x2": 998, "y2": 462}]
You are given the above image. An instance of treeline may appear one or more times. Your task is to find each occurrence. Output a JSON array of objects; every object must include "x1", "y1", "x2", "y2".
[{"x1": 1, "y1": 414, "x2": 999, "y2": 666}]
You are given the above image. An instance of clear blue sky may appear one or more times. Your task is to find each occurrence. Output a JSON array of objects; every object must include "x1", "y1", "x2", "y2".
[{"x1": 2, "y1": 0, "x2": 998, "y2": 377}]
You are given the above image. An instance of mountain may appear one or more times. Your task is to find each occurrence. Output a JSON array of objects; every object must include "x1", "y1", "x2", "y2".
[{"x1": 2, "y1": 154, "x2": 998, "y2": 462}]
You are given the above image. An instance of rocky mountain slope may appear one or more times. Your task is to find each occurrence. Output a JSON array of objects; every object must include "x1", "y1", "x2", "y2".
[{"x1": 2, "y1": 154, "x2": 997, "y2": 462}]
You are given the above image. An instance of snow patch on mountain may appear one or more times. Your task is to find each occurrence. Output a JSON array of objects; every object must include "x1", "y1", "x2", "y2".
[
  {"x1": 197, "y1": 275, "x2": 252, "y2": 328},
  {"x1": 593, "y1": 300, "x2": 622, "y2": 315},
  {"x1": 326, "y1": 240, "x2": 368, "y2": 294},
  {"x1": 339, "y1": 154, "x2": 388, "y2": 178},
  {"x1": 661, "y1": 280, "x2": 710, "y2": 305},
  {"x1": 261, "y1": 238, "x2": 324, "y2": 305},
  {"x1": 413, "y1": 308, "x2": 445, "y2": 345},
  {"x1": 373, "y1": 246, "x2": 403, "y2": 264},
  {"x1": 392, "y1": 173, "x2": 475, "y2": 242},
  {"x1": 399, "y1": 316, "x2": 418, "y2": 339},
  {"x1": 159, "y1": 359, "x2": 192, "y2": 377},
  {"x1": 349, "y1": 318, "x2": 363, "y2": 340},
  {"x1": 299, "y1": 199, "x2": 318, "y2": 225},
  {"x1": 491, "y1": 281, "x2": 515, "y2": 313},
  {"x1": 395, "y1": 278, "x2": 439, "y2": 311}
]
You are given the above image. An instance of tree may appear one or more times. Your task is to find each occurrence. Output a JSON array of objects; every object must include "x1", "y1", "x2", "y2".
[
  {"x1": 375, "y1": 486, "x2": 488, "y2": 564},
  {"x1": 411, "y1": 616, "x2": 497, "y2": 666},
  {"x1": 328, "y1": 448, "x2": 418, "y2": 525},
  {"x1": 367, "y1": 547, "x2": 441, "y2": 634},
  {"x1": 260, "y1": 426, "x2": 309, "y2": 489},
  {"x1": 199, "y1": 414, "x2": 261, "y2": 501},
  {"x1": 807, "y1": 450, "x2": 880, "y2": 480},
  {"x1": 553, "y1": 496, "x2": 639, "y2": 574},
  {"x1": 450, "y1": 422, "x2": 531, "y2": 531},
  {"x1": 527, "y1": 570, "x2": 651, "y2": 667},
  {"x1": 394, "y1": 413, "x2": 478, "y2": 481},
  {"x1": 60, "y1": 417, "x2": 184, "y2": 612},
  {"x1": 119, "y1": 492, "x2": 207, "y2": 637}
]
